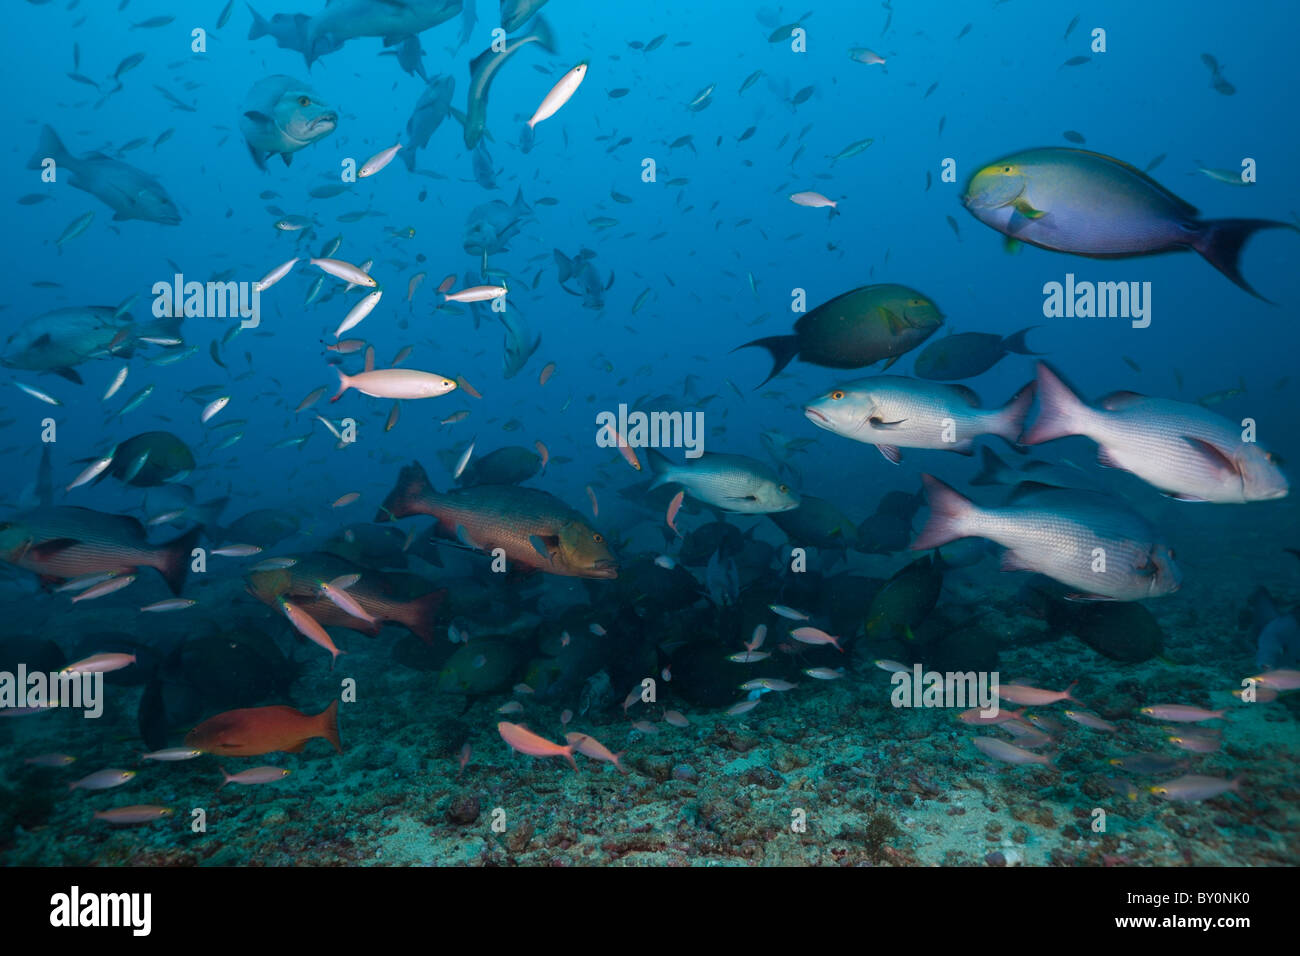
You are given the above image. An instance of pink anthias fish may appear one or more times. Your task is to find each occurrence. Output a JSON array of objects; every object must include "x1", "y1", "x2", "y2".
[
  {"x1": 498, "y1": 722, "x2": 577, "y2": 770},
  {"x1": 996, "y1": 682, "x2": 1076, "y2": 706},
  {"x1": 971, "y1": 737, "x2": 1054, "y2": 768},
  {"x1": 1150, "y1": 775, "x2": 1242, "y2": 802},
  {"x1": 789, "y1": 190, "x2": 837, "y2": 209},
  {"x1": 566, "y1": 732, "x2": 627, "y2": 772},
  {"x1": 220, "y1": 766, "x2": 291, "y2": 789},
  {"x1": 789, "y1": 626, "x2": 844, "y2": 652},
  {"x1": 1139, "y1": 704, "x2": 1225, "y2": 722}
]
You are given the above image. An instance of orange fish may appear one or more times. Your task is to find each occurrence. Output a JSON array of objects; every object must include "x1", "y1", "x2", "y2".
[
  {"x1": 186, "y1": 701, "x2": 342, "y2": 757},
  {"x1": 666, "y1": 490, "x2": 684, "y2": 536},
  {"x1": 497, "y1": 721, "x2": 576, "y2": 769},
  {"x1": 538, "y1": 361, "x2": 557, "y2": 386}
]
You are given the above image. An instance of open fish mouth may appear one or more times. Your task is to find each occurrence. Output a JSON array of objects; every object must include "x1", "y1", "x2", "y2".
[{"x1": 588, "y1": 559, "x2": 619, "y2": 578}]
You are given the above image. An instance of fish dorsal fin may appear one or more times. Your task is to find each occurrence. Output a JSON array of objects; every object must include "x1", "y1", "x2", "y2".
[
  {"x1": 1007, "y1": 480, "x2": 1060, "y2": 502},
  {"x1": 1099, "y1": 390, "x2": 1146, "y2": 410}
]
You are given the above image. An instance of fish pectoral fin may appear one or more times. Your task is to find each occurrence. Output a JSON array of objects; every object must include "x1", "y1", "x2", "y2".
[
  {"x1": 877, "y1": 307, "x2": 906, "y2": 334},
  {"x1": 1163, "y1": 492, "x2": 1211, "y2": 502},
  {"x1": 876, "y1": 445, "x2": 902, "y2": 465},
  {"x1": 1064, "y1": 592, "x2": 1119, "y2": 602},
  {"x1": 528, "y1": 534, "x2": 556, "y2": 563},
  {"x1": 51, "y1": 367, "x2": 83, "y2": 384},
  {"x1": 869, "y1": 417, "x2": 907, "y2": 430},
  {"x1": 242, "y1": 110, "x2": 274, "y2": 128},
  {"x1": 30, "y1": 538, "x2": 80, "y2": 561},
  {"x1": 998, "y1": 549, "x2": 1033, "y2": 573},
  {"x1": 1011, "y1": 197, "x2": 1047, "y2": 219},
  {"x1": 1182, "y1": 437, "x2": 1241, "y2": 477}
]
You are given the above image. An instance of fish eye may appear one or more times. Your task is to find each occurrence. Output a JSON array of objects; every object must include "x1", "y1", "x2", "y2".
[
  {"x1": 298, "y1": 96, "x2": 311, "y2": 107},
  {"x1": 592, "y1": 533, "x2": 604, "y2": 543},
  {"x1": 778, "y1": 484, "x2": 789, "y2": 493},
  {"x1": 830, "y1": 390, "x2": 844, "y2": 400},
  {"x1": 1002, "y1": 165, "x2": 1013, "y2": 173}
]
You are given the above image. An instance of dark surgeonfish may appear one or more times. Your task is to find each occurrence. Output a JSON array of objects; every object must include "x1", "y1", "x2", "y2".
[
  {"x1": 963, "y1": 147, "x2": 1298, "y2": 299},
  {"x1": 913, "y1": 327, "x2": 1043, "y2": 380},
  {"x1": 27, "y1": 126, "x2": 180, "y2": 224},
  {"x1": 735, "y1": 284, "x2": 944, "y2": 388}
]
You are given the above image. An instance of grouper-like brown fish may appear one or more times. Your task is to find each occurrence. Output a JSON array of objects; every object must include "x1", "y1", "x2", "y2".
[
  {"x1": 244, "y1": 551, "x2": 446, "y2": 643},
  {"x1": 376, "y1": 461, "x2": 618, "y2": 579},
  {"x1": 0, "y1": 506, "x2": 198, "y2": 594}
]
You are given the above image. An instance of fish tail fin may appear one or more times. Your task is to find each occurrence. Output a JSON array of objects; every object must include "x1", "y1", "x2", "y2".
[
  {"x1": 971, "y1": 445, "x2": 1011, "y2": 486},
  {"x1": 330, "y1": 367, "x2": 350, "y2": 403},
  {"x1": 530, "y1": 15, "x2": 556, "y2": 54},
  {"x1": 218, "y1": 767, "x2": 231, "y2": 790},
  {"x1": 993, "y1": 381, "x2": 1037, "y2": 443},
  {"x1": 377, "y1": 461, "x2": 436, "y2": 521},
  {"x1": 1019, "y1": 362, "x2": 1085, "y2": 445},
  {"x1": 316, "y1": 699, "x2": 342, "y2": 753},
  {"x1": 156, "y1": 526, "x2": 201, "y2": 595},
  {"x1": 1002, "y1": 325, "x2": 1044, "y2": 355},
  {"x1": 29, "y1": 125, "x2": 70, "y2": 171},
  {"x1": 731, "y1": 335, "x2": 800, "y2": 389},
  {"x1": 910, "y1": 474, "x2": 977, "y2": 551},
  {"x1": 405, "y1": 588, "x2": 447, "y2": 645},
  {"x1": 513, "y1": 186, "x2": 532, "y2": 218},
  {"x1": 1193, "y1": 218, "x2": 1298, "y2": 302},
  {"x1": 246, "y1": 4, "x2": 269, "y2": 40},
  {"x1": 563, "y1": 744, "x2": 577, "y2": 771},
  {"x1": 645, "y1": 449, "x2": 674, "y2": 489}
]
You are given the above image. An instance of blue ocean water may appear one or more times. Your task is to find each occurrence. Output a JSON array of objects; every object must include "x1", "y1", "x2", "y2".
[{"x1": 0, "y1": 0, "x2": 1296, "y2": 867}]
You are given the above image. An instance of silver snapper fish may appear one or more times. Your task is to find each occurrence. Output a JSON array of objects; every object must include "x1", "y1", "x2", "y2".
[
  {"x1": 2, "y1": 307, "x2": 182, "y2": 383},
  {"x1": 26, "y1": 127, "x2": 180, "y2": 225},
  {"x1": 647, "y1": 450, "x2": 800, "y2": 514},
  {"x1": 464, "y1": 187, "x2": 532, "y2": 255},
  {"x1": 1023, "y1": 363, "x2": 1288, "y2": 503},
  {"x1": 500, "y1": 311, "x2": 539, "y2": 379},
  {"x1": 804, "y1": 376, "x2": 1035, "y2": 464},
  {"x1": 913, "y1": 475, "x2": 1182, "y2": 602},
  {"x1": 963, "y1": 147, "x2": 1297, "y2": 300},
  {"x1": 239, "y1": 76, "x2": 338, "y2": 170},
  {"x1": 500, "y1": 0, "x2": 549, "y2": 32},
  {"x1": 402, "y1": 74, "x2": 456, "y2": 171},
  {"x1": 249, "y1": 0, "x2": 462, "y2": 67},
  {"x1": 464, "y1": 16, "x2": 555, "y2": 149}
]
